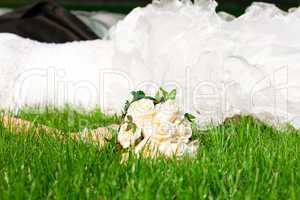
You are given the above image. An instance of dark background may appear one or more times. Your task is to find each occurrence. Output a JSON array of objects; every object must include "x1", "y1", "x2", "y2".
[{"x1": 0, "y1": 0, "x2": 299, "y2": 15}]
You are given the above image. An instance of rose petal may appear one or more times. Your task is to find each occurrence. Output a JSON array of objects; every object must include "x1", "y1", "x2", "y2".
[
  {"x1": 154, "y1": 100, "x2": 179, "y2": 123},
  {"x1": 118, "y1": 123, "x2": 142, "y2": 148},
  {"x1": 135, "y1": 137, "x2": 151, "y2": 154},
  {"x1": 127, "y1": 99, "x2": 155, "y2": 122}
]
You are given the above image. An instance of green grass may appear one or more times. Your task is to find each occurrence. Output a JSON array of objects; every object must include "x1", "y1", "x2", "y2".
[{"x1": 0, "y1": 107, "x2": 299, "y2": 199}]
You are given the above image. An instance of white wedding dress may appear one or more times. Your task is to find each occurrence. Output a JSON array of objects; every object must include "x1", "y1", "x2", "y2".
[{"x1": 1, "y1": 0, "x2": 300, "y2": 129}]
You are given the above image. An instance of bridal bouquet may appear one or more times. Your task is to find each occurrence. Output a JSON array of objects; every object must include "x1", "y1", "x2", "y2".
[{"x1": 118, "y1": 88, "x2": 199, "y2": 158}]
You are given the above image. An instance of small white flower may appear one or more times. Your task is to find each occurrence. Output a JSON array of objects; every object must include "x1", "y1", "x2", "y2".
[{"x1": 118, "y1": 123, "x2": 142, "y2": 149}]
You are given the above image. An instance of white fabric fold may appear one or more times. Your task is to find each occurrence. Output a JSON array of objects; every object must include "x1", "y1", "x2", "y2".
[{"x1": 1, "y1": 1, "x2": 300, "y2": 129}]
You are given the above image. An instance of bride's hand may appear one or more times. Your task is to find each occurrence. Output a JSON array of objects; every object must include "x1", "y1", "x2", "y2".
[{"x1": 1, "y1": 114, "x2": 118, "y2": 146}]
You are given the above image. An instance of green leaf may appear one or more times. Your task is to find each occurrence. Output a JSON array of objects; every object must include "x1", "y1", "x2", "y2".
[
  {"x1": 131, "y1": 123, "x2": 137, "y2": 133},
  {"x1": 124, "y1": 100, "x2": 130, "y2": 112},
  {"x1": 155, "y1": 90, "x2": 161, "y2": 101},
  {"x1": 159, "y1": 87, "x2": 168, "y2": 99},
  {"x1": 127, "y1": 115, "x2": 133, "y2": 123},
  {"x1": 167, "y1": 89, "x2": 177, "y2": 100},
  {"x1": 125, "y1": 123, "x2": 132, "y2": 131},
  {"x1": 125, "y1": 116, "x2": 137, "y2": 133},
  {"x1": 184, "y1": 113, "x2": 196, "y2": 122},
  {"x1": 131, "y1": 91, "x2": 146, "y2": 101}
]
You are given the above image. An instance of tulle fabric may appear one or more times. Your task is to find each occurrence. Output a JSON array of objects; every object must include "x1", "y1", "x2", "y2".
[
  {"x1": 111, "y1": 0, "x2": 300, "y2": 128},
  {"x1": 2, "y1": 0, "x2": 300, "y2": 129}
]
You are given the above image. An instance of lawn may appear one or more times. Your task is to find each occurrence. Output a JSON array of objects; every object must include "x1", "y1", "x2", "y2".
[{"x1": 0, "y1": 107, "x2": 299, "y2": 199}]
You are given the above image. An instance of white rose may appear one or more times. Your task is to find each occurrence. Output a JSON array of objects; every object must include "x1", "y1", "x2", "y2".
[
  {"x1": 158, "y1": 141, "x2": 187, "y2": 157},
  {"x1": 118, "y1": 123, "x2": 142, "y2": 149},
  {"x1": 158, "y1": 141, "x2": 198, "y2": 158},
  {"x1": 185, "y1": 140, "x2": 199, "y2": 156},
  {"x1": 154, "y1": 100, "x2": 179, "y2": 123},
  {"x1": 174, "y1": 121, "x2": 193, "y2": 143},
  {"x1": 134, "y1": 137, "x2": 151, "y2": 154},
  {"x1": 142, "y1": 119, "x2": 160, "y2": 138},
  {"x1": 150, "y1": 121, "x2": 192, "y2": 144},
  {"x1": 135, "y1": 141, "x2": 158, "y2": 158},
  {"x1": 150, "y1": 121, "x2": 176, "y2": 145},
  {"x1": 157, "y1": 141, "x2": 173, "y2": 157},
  {"x1": 127, "y1": 99, "x2": 155, "y2": 126}
]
